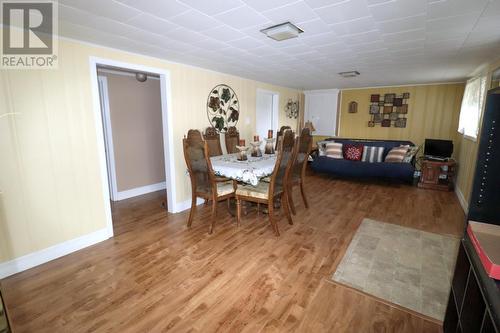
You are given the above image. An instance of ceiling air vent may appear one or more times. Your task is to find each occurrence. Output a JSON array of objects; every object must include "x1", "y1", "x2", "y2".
[
  {"x1": 338, "y1": 71, "x2": 360, "y2": 78},
  {"x1": 261, "y1": 22, "x2": 303, "y2": 41}
]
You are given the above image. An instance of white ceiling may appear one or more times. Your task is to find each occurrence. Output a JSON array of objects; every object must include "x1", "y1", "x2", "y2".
[{"x1": 57, "y1": 0, "x2": 500, "y2": 89}]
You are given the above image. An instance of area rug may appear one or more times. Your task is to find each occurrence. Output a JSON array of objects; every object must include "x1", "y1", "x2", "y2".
[{"x1": 332, "y1": 218, "x2": 459, "y2": 321}]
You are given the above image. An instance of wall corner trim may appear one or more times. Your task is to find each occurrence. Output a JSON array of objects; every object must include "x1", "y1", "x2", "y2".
[
  {"x1": 0, "y1": 228, "x2": 111, "y2": 279},
  {"x1": 455, "y1": 187, "x2": 469, "y2": 214}
]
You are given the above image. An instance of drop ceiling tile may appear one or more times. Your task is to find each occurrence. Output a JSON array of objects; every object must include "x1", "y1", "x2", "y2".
[
  {"x1": 126, "y1": 13, "x2": 178, "y2": 34},
  {"x1": 162, "y1": 27, "x2": 207, "y2": 43},
  {"x1": 59, "y1": 0, "x2": 141, "y2": 21},
  {"x1": 191, "y1": 38, "x2": 231, "y2": 50},
  {"x1": 425, "y1": 29, "x2": 469, "y2": 42},
  {"x1": 262, "y1": 1, "x2": 319, "y2": 24},
  {"x1": 349, "y1": 41, "x2": 387, "y2": 52},
  {"x1": 214, "y1": 5, "x2": 270, "y2": 29},
  {"x1": 427, "y1": 12, "x2": 481, "y2": 33},
  {"x1": 200, "y1": 25, "x2": 246, "y2": 41},
  {"x1": 296, "y1": 19, "x2": 332, "y2": 36},
  {"x1": 330, "y1": 16, "x2": 377, "y2": 36},
  {"x1": 376, "y1": 14, "x2": 425, "y2": 34},
  {"x1": 304, "y1": 0, "x2": 347, "y2": 9},
  {"x1": 230, "y1": 37, "x2": 265, "y2": 49},
  {"x1": 385, "y1": 39, "x2": 425, "y2": 50},
  {"x1": 314, "y1": 0, "x2": 372, "y2": 24},
  {"x1": 301, "y1": 31, "x2": 339, "y2": 46},
  {"x1": 178, "y1": 0, "x2": 244, "y2": 16},
  {"x1": 115, "y1": 0, "x2": 190, "y2": 19},
  {"x1": 341, "y1": 30, "x2": 383, "y2": 45},
  {"x1": 242, "y1": 0, "x2": 296, "y2": 11},
  {"x1": 169, "y1": 10, "x2": 222, "y2": 31},
  {"x1": 482, "y1": 0, "x2": 500, "y2": 17},
  {"x1": 427, "y1": 0, "x2": 488, "y2": 19},
  {"x1": 369, "y1": 0, "x2": 426, "y2": 21},
  {"x1": 472, "y1": 15, "x2": 500, "y2": 33},
  {"x1": 383, "y1": 29, "x2": 425, "y2": 43}
]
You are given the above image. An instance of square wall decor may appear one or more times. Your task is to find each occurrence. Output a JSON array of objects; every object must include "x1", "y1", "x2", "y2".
[
  {"x1": 369, "y1": 104, "x2": 380, "y2": 114},
  {"x1": 395, "y1": 118, "x2": 407, "y2": 128},
  {"x1": 383, "y1": 106, "x2": 393, "y2": 114},
  {"x1": 367, "y1": 92, "x2": 410, "y2": 128}
]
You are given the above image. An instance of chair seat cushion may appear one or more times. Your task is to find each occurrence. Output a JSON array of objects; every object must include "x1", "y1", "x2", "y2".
[
  {"x1": 217, "y1": 181, "x2": 235, "y2": 196},
  {"x1": 236, "y1": 182, "x2": 269, "y2": 200}
]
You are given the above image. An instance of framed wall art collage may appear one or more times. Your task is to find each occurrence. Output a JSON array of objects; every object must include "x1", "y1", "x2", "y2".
[{"x1": 368, "y1": 92, "x2": 409, "y2": 128}]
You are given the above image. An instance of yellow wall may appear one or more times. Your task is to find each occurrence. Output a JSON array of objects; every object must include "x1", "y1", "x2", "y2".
[
  {"x1": 455, "y1": 58, "x2": 500, "y2": 207},
  {"x1": 0, "y1": 37, "x2": 301, "y2": 263},
  {"x1": 337, "y1": 84, "x2": 465, "y2": 151}
]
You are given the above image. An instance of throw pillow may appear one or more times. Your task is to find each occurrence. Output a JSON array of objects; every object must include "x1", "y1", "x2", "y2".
[
  {"x1": 403, "y1": 145, "x2": 420, "y2": 163},
  {"x1": 317, "y1": 140, "x2": 329, "y2": 156},
  {"x1": 385, "y1": 146, "x2": 410, "y2": 163},
  {"x1": 343, "y1": 144, "x2": 364, "y2": 161},
  {"x1": 325, "y1": 142, "x2": 343, "y2": 159},
  {"x1": 362, "y1": 146, "x2": 385, "y2": 163}
]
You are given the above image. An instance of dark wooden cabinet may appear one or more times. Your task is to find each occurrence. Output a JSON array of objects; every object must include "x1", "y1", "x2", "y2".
[
  {"x1": 418, "y1": 159, "x2": 456, "y2": 191},
  {"x1": 444, "y1": 235, "x2": 500, "y2": 333}
]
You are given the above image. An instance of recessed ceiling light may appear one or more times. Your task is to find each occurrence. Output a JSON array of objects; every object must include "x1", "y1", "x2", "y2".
[
  {"x1": 338, "y1": 71, "x2": 360, "y2": 78},
  {"x1": 260, "y1": 22, "x2": 303, "y2": 41}
]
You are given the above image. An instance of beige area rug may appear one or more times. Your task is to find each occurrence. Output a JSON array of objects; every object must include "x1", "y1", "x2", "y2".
[{"x1": 332, "y1": 218, "x2": 459, "y2": 321}]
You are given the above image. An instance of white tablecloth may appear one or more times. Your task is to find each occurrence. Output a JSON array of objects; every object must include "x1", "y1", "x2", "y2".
[{"x1": 211, "y1": 153, "x2": 276, "y2": 186}]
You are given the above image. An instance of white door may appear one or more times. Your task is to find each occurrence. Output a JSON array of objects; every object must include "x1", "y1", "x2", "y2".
[{"x1": 256, "y1": 90, "x2": 278, "y2": 140}]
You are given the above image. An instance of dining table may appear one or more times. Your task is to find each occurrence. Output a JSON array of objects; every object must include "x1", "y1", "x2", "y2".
[{"x1": 210, "y1": 153, "x2": 277, "y2": 186}]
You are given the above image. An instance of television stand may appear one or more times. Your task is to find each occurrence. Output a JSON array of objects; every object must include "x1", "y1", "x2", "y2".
[{"x1": 418, "y1": 159, "x2": 456, "y2": 191}]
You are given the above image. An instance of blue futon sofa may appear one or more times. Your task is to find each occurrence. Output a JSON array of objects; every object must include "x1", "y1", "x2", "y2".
[{"x1": 310, "y1": 138, "x2": 416, "y2": 183}]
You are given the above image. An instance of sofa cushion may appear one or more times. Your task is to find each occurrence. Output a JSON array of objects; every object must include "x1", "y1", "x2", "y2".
[
  {"x1": 403, "y1": 145, "x2": 420, "y2": 163},
  {"x1": 362, "y1": 146, "x2": 385, "y2": 163},
  {"x1": 325, "y1": 142, "x2": 343, "y2": 159},
  {"x1": 317, "y1": 140, "x2": 329, "y2": 156},
  {"x1": 343, "y1": 144, "x2": 363, "y2": 161},
  {"x1": 385, "y1": 146, "x2": 410, "y2": 163}
]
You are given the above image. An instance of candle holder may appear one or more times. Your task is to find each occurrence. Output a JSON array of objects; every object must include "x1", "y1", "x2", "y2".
[
  {"x1": 264, "y1": 138, "x2": 275, "y2": 155},
  {"x1": 250, "y1": 141, "x2": 262, "y2": 157},
  {"x1": 236, "y1": 145, "x2": 249, "y2": 161}
]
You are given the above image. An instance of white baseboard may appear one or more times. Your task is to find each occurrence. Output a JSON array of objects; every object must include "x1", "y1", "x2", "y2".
[
  {"x1": 174, "y1": 197, "x2": 205, "y2": 213},
  {"x1": 0, "y1": 228, "x2": 110, "y2": 279},
  {"x1": 455, "y1": 186, "x2": 469, "y2": 214},
  {"x1": 114, "y1": 182, "x2": 166, "y2": 201}
]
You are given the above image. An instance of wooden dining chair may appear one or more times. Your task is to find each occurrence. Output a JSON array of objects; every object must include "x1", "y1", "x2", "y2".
[
  {"x1": 183, "y1": 129, "x2": 236, "y2": 234},
  {"x1": 203, "y1": 127, "x2": 223, "y2": 157},
  {"x1": 275, "y1": 125, "x2": 292, "y2": 150},
  {"x1": 287, "y1": 127, "x2": 313, "y2": 215},
  {"x1": 225, "y1": 126, "x2": 240, "y2": 154},
  {"x1": 236, "y1": 129, "x2": 295, "y2": 236}
]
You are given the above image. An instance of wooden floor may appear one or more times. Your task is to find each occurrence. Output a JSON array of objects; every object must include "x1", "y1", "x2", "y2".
[{"x1": 2, "y1": 173, "x2": 464, "y2": 332}]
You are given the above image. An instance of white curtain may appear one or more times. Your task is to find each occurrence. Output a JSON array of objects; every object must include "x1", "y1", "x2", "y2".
[{"x1": 458, "y1": 76, "x2": 487, "y2": 139}]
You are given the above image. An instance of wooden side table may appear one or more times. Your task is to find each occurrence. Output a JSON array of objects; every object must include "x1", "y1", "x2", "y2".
[{"x1": 418, "y1": 159, "x2": 456, "y2": 191}]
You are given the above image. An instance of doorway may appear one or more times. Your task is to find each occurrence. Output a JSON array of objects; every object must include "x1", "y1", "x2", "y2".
[
  {"x1": 90, "y1": 57, "x2": 176, "y2": 238},
  {"x1": 256, "y1": 89, "x2": 279, "y2": 140}
]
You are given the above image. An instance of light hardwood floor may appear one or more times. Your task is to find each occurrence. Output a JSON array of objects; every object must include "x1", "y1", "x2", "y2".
[{"x1": 1, "y1": 173, "x2": 464, "y2": 332}]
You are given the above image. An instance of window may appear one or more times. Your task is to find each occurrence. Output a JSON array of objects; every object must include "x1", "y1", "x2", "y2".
[{"x1": 458, "y1": 76, "x2": 487, "y2": 139}]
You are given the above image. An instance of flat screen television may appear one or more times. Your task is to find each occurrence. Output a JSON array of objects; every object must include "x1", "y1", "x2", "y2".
[{"x1": 424, "y1": 139, "x2": 453, "y2": 159}]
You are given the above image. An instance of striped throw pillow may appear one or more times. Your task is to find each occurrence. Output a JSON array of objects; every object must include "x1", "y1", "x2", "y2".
[
  {"x1": 325, "y1": 142, "x2": 343, "y2": 159},
  {"x1": 385, "y1": 146, "x2": 410, "y2": 163},
  {"x1": 362, "y1": 146, "x2": 385, "y2": 163}
]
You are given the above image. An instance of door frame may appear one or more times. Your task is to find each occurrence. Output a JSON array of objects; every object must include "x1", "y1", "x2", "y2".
[
  {"x1": 256, "y1": 88, "x2": 279, "y2": 136},
  {"x1": 89, "y1": 57, "x2": 176, "y2": 237}
]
